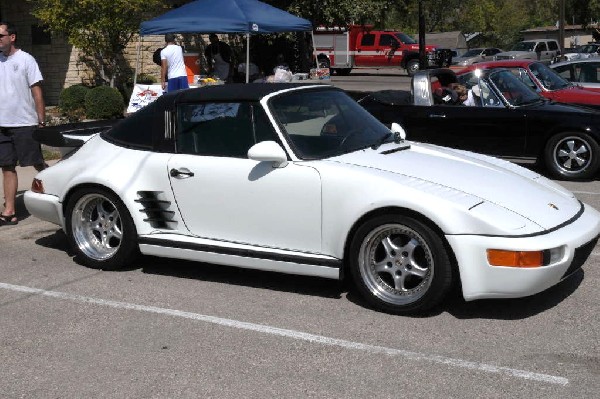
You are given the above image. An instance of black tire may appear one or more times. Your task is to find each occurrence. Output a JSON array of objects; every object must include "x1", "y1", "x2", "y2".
[
  {"x1": 348, "y1": 214, "x2": 453, "y2": 314},
  {"x1": 544, "y1": 132, "x2": 600, "y2": 180},
  {"x1": 65, "y1": 187, "x2": 139, "y2": 270},
  {"x1": 406, "y1": 59, "x2": 420, "y2": 77},
  {"x1": 337, "y1": 68, "x2": 352, "y2": 76}
]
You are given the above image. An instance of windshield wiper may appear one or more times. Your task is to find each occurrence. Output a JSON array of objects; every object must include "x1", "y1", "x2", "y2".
[{"x1": 371, "y1": 132, "x2": 393, "y2": 150}]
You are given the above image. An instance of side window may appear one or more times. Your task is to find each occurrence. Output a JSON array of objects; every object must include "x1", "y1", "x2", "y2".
[
  {"x1": 548, "y1": 41, "x2": 559, "y2": 51},
  {"x1": 176, "y1": 102, "x2": 255, "y2": 158},
  {"x1": 553, "y1": 65, "x2": 574, "y2": 81},
  {"x1": 480, "y1": 81, "x2": 503, "y2": 107},
  {"x1": 252, "y1": 106, "x2": 280, "y2": 144},
  {"x1": 579, "y1": 63, "x2": 600, "y2": 83},
  {"x1": 361, "y1": 34, "x2": 375, "y2": 46},
  {"x1": 379, "y1": 34, "x2": 397, "y2": 47},
  {"x1": 536, "y1": 42, "x2": 547, "y2": 52}
]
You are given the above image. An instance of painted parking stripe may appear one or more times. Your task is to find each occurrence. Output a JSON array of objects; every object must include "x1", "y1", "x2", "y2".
[{"x1": 0, "y1": 281, "x2": 568, "y2": 386}]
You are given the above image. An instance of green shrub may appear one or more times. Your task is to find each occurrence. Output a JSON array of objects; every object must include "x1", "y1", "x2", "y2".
[
  {"x1": 84, "y1": 86, "x2": 125, "y2": 119},
  {"x1": 136, "y1": 73, "x2": 157, "y2": 84},
  {"x1": 58, "y1": 84, "x2": 90, "y2": 115}
]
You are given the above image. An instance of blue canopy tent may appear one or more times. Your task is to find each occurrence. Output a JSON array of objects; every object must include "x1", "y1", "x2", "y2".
[{"x1": 137, "y1": 0, "x2": 313, "y2": 83}]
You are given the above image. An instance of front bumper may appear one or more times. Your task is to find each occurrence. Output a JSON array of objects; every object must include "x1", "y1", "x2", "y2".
[{"x1": 447, "y1": 203, "x2": 600, "y2": 301}]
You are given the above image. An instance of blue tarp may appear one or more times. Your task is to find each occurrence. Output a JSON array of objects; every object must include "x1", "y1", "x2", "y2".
[{"x1": 140, "y1": 0, "x2": 312, "y2": 35}]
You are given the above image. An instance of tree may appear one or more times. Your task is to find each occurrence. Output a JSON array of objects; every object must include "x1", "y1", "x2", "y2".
[{"x1": 29, "y1": 0, "x2": 165, "y2": 87}]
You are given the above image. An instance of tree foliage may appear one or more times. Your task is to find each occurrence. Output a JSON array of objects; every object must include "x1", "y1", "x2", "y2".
[
  {"x1": 29, "y1": 0, "x2": 165, "y2": 87},
  {"x1": 265, "y1": 0, "x2": 600, "y2": 48}
]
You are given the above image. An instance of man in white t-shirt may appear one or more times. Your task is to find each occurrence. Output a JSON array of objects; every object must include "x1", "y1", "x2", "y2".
[
  {"x1": 0, "y1": 21, "x2": 47, "y2": 226},
  {"x1": 160, "y1": 33, "x2": 189, "y2": 92}
]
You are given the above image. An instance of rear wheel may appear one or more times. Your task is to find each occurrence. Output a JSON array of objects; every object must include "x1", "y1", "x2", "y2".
[
  {"x1": 349, "y1": 214, "x2": 453, "y2": 314},
  {"x1": 544, "y1": 132, "x2": 600, "y2": 180},
  {"x1": 65, "y1": 187, "x2": 139, "y2": 270}
]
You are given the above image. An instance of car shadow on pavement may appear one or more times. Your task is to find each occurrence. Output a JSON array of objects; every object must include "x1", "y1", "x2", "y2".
[
  {"x1": 443, "y1": 270, "x2": 584, "y2": 320},
  {"x1": 140, "y1": 255, "x2": 345, "y2": 299}
]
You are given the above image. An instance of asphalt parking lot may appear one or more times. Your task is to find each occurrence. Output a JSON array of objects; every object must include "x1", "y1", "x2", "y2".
[{"x1": 1, "y1": 71, "x2": 599, "y2": 398}]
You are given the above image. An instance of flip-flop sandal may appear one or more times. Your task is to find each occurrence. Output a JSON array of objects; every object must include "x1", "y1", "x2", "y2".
[{"x1": 0, "y1": 213, "x2": 18, "y2": 225}]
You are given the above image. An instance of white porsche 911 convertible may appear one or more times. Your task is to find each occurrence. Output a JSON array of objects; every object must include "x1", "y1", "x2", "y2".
[{"x1": 25, "y1": 83, "x2": 600, "y2": 314}]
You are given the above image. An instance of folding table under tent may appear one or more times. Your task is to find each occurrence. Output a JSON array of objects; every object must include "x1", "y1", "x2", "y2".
[{"x1": 136, "y1": 0, "x2": 313, "y2": 83}]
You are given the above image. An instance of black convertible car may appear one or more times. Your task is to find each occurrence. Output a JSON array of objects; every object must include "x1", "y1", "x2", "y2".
[{"x1": 357, "y1": 68, "x2": 600, "y2": 180}]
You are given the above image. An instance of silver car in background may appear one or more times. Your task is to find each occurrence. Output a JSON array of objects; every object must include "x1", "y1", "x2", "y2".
[{"x1": 451, "y1": 47, "x2": 503, "y2": 66}]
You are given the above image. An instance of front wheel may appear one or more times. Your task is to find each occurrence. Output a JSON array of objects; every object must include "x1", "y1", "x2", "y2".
[
  {"x1": 349, "y1": 214, "x2": 453, "y2": 314},
  {"x1": 65, "y1": 187, "x2": 139, "y2": 270},
  {"x1": 406, "y1": 59, "x2": 420, "y2": 77},
  {"x1": 544, "y1": 132, "x2": 600, "y2": 180}
]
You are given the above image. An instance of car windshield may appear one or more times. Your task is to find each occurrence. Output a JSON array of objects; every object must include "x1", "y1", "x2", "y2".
[
  {"x1": 462, "y1": 49, "x2": 482, "y2": 57},
  {"x1": 529, "y1": 62, "x2": 571, "y2": 90},
  {"x1": 488, "y1": 69, "x2": 543, "y2": 106},
  {"x1": 511, "y1": 42, "x2": 536, "y2": 51},
  {"x1": 270, "y1": 89, "x2": 392, "y2": 159},
  {"x1": 395, "y1": 33, "x2": 417, "y2": 44},
  {"x1": 580, "y1": 44, "x2": 599, "y2": 54}
]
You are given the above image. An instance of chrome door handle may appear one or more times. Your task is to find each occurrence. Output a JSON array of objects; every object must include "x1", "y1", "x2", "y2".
[{"x1": 170, "y1": 168, "x2": 194, "y2": 178}]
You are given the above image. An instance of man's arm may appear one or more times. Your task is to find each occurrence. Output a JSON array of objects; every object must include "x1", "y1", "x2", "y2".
[
  {"x1": 161, "y1": 59, "x2": 168, "y2": 90},
  {"x1": 31, "y1": 83, "x2": 45, "y2": 126}
]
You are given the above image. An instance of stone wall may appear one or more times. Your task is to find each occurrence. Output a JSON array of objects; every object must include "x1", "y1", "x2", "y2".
[{"x1": 1, "y1": 1, "x2": 220, "y2": 105}]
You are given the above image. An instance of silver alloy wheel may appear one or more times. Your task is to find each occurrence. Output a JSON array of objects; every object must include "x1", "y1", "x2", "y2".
[
  {"x1": 358, "y1": 223, "x2": 434, "y2": 305},
  {"x1": 553, "y1": 135, "x2": 592, "y2": 175},
  {"x1": 71, "y1": 193, "x2": 123, "y2": 261}
]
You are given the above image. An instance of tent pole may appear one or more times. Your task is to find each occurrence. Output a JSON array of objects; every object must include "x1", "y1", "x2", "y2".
[
  {"x1": 246, "y1": 33, "x2": 250, "y2": 83},
  {"x1": 134, "y1": 35, "x2": 142, "y2": 86},
  {"x1": 310, "y1": 31, "x2": 318, "y2": 69}
]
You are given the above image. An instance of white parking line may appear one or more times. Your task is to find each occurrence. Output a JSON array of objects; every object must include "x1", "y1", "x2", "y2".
[{"x1": 0, "y1": 281, "x2": 568, "y2": 386}]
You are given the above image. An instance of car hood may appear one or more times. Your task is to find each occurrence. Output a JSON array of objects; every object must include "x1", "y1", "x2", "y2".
[
  {"x1": 452, "y1": 56, "x2": 479, "y2": 64},
  {"x1": 331, "y1": 143, "x2": 579, "y2": 230},
  {"x1": 496, "y1": 51, "x2": 533, "y2": 57}
]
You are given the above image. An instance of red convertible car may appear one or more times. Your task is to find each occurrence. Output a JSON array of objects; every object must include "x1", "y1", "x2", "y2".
[{"x1": 458, "y1": 60, "x2": 600, "y2": 109}]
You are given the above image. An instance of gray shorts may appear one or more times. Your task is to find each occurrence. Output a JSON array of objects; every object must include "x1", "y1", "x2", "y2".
[{"x1": 0, "y1": 126, "x2": 45, "y2": 167}]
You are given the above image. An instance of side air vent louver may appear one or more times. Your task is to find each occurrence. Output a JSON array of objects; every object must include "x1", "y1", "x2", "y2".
[{"x1": 135, "y1": 191, "x2": 177, "y2": 229}]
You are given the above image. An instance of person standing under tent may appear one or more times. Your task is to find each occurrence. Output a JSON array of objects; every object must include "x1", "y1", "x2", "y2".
[
  {"x1": 160, "y1": 33, "x2": 189, "y2": 92},
  {"x1": 205, "y1": 33, "x2": 233, "y2": 82}
]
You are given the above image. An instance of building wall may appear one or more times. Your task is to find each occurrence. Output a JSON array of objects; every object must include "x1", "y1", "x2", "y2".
[{"x1": 0, "y1": 1, "x2": 169, "y2": 105}]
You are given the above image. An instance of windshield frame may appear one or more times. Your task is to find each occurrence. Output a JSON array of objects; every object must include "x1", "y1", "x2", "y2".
[{"x1": 268, "y1": 88, "x2": 392, "y2": 160}]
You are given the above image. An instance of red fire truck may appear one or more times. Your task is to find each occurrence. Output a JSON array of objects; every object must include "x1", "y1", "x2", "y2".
[{"x1": 313, "y1": 25, "x2": 450, "y2": 76}]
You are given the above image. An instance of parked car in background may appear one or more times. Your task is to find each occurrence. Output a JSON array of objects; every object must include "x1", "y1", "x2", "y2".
[
  {"x1": 357, "y1": 68, "x2": 600, "y2": 180},
  {"x1": 451, "y1": 47, "x2": 503, "y2": 67},
  {"x1": 560, "y1": 43, "x2": 600, "y2": 61},
  {"x1": 24, "y1": 83, "x2": 600, "y2": 315},
  {"x1": 494, "y1": 39, "x2": 560, "y2": 63},
  {"x1": 551, "y1": 58, "x2": 600, "y2": 92},
  {"x1": 459, "y1": 60, "x2": 600, "y2": 110}
]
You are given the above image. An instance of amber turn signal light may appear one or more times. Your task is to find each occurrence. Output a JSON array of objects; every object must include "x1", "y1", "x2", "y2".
[
  {"x1": 487, "y1": 249, "x2": 544, "y2": 268},
  {"x1": 31, "y1": 178, "x2": 44, "y2": 194}
]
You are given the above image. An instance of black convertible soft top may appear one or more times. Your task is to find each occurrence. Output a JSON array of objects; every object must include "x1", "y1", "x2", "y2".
[
  {"x1": 103, "y1": 83, "x2": 338, "y2": 152},
  {"x1": 163, "y1": 82, "x2": 329, "y2": 104}
]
